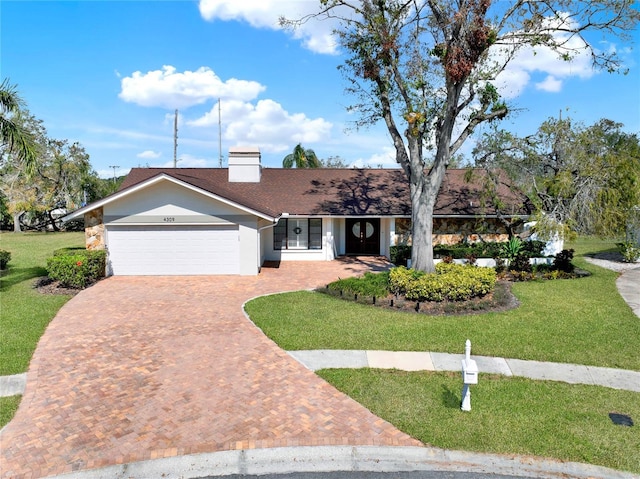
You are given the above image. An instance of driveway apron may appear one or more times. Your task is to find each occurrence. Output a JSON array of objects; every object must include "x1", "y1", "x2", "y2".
[{"x1": 0, "y1": 259, "x2": 421, "y2": 479}]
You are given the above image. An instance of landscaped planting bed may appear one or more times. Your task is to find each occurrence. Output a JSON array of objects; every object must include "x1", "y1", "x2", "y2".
[{"x1": 246, "y1": 239, "x2": 640, "y2": 369}]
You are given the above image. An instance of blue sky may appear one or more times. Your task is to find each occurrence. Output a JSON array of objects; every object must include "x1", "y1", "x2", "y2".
[{"x1": 2, "y1": 1, "x2": 639, "y2": 178}]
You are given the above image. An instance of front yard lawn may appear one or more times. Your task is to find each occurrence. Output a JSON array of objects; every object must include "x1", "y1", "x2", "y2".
[
  {"x1": 246, "y1": 238, "x2": 640, "y2": 370},
  {"x1": 320, "y1": 369, "x2": 640, "y2": 475},
  {"x1": 0, "y1": 396, "x2": 21, "y2": 429},
  {"x1": 0, "y1": 232, "x2": 85, "y2": 376}
]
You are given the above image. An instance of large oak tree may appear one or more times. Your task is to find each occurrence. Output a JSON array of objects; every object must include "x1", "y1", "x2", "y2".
[{"x1": 287, "y1": 0, "x2": 639, "y2": 271}]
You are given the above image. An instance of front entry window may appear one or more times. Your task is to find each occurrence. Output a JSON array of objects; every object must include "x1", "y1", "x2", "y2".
[
  {"x1": 274, "y1": 218, "x2": 322, "y2": 250},
  {"x1": 352, "y1": 221, "x2": 375, "y2": 239}
]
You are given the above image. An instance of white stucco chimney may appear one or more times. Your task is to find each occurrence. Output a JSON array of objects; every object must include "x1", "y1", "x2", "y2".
[{"x1": 228, "y1": 146, "x2": 261, "y2": 182}]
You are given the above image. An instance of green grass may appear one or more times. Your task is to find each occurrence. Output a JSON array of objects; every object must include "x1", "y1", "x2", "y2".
[
  {"x1": 0, "y1": 396, "x2": 21, "y2": 427},
  {"x1": 245, "y1": 238, "x2": 640, "y2": 370},
  {"x1": 0, "y1": 232, "x2": 85, "y2": 376},
  {"x1": 319, "y1": 369, "x2": 640, "y2": 475}
]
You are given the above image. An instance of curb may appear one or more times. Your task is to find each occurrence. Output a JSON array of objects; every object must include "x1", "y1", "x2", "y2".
[{"x1": 45, "y1": 446, "x2": 638, "y2": 479}]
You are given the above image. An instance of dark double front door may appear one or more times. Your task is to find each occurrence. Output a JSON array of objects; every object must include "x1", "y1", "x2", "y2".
[{"x1": 345, "y1": 218, "x2": 380, "y2": 255}]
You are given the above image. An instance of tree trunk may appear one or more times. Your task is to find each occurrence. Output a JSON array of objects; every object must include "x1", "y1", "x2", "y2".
[
  {"x1": 12, "y1": 212, "x2": 23, "y2": 232},
  {"x1": 47, "y1": 210, "x2": 61, "y2": 231},
  {"x1": 409, "y1": 168, "x2": 442, "y2": 273},
  {"x1": 410, "y1": 191, "x2": 436, "y2": 273},
  {"x1": 407, "y1": 82, "x2": 461, "y2": 272}
]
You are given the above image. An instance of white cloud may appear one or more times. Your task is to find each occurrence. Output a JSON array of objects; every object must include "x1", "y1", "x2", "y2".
[
  {"x1": 198, "y1": 0, "x2": 339, "y2": 54},
  {"x1": 119, "y1": 65, "x2": 266, "y2": 109},
  {"x1": 492, "y1": 15, "x2": 595, "y2": 99},
  {"x1": 535, "y1": 75, "x2": 563, "y2": 93},
  {"x1": 137, "y1": 150, "x2": 161, "y2": 159},
  {"x1": 188, "y1": 98, "x2": 332, "y2": 154},
  {"x1": 351, "y1": 146, "x2": 398, "y2": 168}
]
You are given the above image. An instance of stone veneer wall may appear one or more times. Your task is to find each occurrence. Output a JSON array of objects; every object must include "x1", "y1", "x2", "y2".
[
  {"x1": 433, "y1": 217, "x2": 512, "y2": 245},
  {"x1": 395, "y1": 217, "x2": 518, "y2": 246},
  {"x1": 84, "y1": 208, "x2": 105, "y2": 250}
]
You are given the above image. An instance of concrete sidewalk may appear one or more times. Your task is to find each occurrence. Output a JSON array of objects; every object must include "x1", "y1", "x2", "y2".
[
  {"x1": 0, "y1": 373, "x2": 26, "y2": 398},
  {"x1": 288, "y1": 350, "x2": 640, "y2": 392},
  {"x1": 615, "y1": 267, "x2": 640, "y2": 318}
]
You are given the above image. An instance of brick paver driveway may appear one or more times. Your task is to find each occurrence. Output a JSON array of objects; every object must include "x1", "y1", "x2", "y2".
[{"x1": 1, "y1": 258, "x2": 421, "y2": 478}]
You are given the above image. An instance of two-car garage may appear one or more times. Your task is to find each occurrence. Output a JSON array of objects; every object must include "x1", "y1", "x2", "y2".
[
  {"x1": 106, "y1": 224, "x2": 241, "y2": 276},
  {"x1": 66, "y1": 161, "x2": 270, "y2": 276}
]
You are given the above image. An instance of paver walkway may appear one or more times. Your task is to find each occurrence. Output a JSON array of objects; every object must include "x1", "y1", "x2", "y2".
[{"x1": 0, "y1": 258, "x2": 420, "y2": 479}]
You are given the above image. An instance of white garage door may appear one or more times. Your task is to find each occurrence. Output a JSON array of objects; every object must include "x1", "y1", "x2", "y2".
[{"x1": 107, "y1": 225, "x2": 240, "y2": 275}]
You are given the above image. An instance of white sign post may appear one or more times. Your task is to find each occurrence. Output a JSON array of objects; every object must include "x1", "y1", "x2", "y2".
[{"x1": 461, "y1": 339, "x2": 478, "y2": 411}]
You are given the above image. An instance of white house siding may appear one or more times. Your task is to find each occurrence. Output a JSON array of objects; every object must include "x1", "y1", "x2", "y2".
[
  {"x1": 238, "y1": 218, "x2": 260, "y2": 275},
  {"x1": 103, "y1": 181, "x2": 259, "y2": 275}
]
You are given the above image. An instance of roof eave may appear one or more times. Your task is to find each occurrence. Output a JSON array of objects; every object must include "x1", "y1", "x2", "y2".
[{"x1": 63, "y1": 173, "x2": 276, "y2": 223}]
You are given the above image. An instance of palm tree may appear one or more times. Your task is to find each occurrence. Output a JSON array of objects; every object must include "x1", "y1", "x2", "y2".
[
  {"x1": 1, "y1": 78, "x2": 37, "y2": 175},
  {"x1": 282, "y1": 143, "x2": 321, "y2": 168}
]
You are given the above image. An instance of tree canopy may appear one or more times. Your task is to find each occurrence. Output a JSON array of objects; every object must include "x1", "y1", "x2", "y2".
[
  {"x1": 0, "y1": 103, "x2": 110, "y2": 231},
  {"x1": 286, "y1": 0, "x2": 639, "y2": 271},
  {"x1": 474, "y1": 117, "x2": 640, "y2": 239}
]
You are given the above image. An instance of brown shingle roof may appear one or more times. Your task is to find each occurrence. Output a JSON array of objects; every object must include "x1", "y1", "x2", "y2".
[{"x1": 119, "y1": 167, "x2": 532, "y2": 218}]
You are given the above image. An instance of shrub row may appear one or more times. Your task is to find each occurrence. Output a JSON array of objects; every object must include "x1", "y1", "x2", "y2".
[
  {"x1": 0, "y1": 250, "x2": 11, "y2": 270},
  {"x1": 389, "y1": 264, "x2": 497, "y2": 302},
  {"x1": 390, "y1": 240, "x2": 547, "y2": 265},
  {"x1": 435, "y1": 239, "x2": 547, "y2": 259},
  {"x1": 46, "y1": 249, "x2": 106, "y2": 289}
]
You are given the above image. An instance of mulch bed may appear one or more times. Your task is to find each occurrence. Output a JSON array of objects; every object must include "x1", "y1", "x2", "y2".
[
  {"x1": 33, "y1": 277, "x2": 84, "y2": 296},
  {"x1": 318, "y1": 280, "x2": 520, "y2": 317}
]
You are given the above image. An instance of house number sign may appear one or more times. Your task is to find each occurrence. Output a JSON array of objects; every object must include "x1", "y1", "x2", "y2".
[{"x1": 163, "y1": 217, "x2": 176, "y2": 222}]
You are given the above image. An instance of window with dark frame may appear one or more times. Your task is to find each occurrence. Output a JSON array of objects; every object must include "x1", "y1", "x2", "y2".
[{"x1": 273, "y1": 218, "x2": 322, "y2": 250}]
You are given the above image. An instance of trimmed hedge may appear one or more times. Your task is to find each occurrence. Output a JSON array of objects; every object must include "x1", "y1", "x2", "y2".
[
  {"x1": 389, "y1": 264, "x2": 496, "y2": 302},
  {"x1": 0, "y1": 250, "x2": 11, "y2": 270},
  {"x1": 390, "y1": 240, "x2": 548, "y2": 263},
  {"x1": 46, "y1": 249, "x2": 106, "y2": 288}
]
